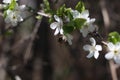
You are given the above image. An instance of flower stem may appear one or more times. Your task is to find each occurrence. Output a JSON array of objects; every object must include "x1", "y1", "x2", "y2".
[{"x1": 109, "y1": 60, "x2": 118, "y2": 80}]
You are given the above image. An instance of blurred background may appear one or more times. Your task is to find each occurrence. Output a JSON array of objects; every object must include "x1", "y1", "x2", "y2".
[{"x1": 0, "y1": 0, "x2": 120, "y2": 80}]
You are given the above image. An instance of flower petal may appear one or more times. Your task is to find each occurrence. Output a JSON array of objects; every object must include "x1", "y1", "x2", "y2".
[
  {"x1": 86, "y1": 52, "x2": 94, "y2": 58},
  {"x1": 67, "y1": 34, "x2": 73, "y2": 45},
  {"x1": 95, "y1": 45, "x2": 102, "y2": 51},
  {"x1": 54, "y1": 15, "x2": 62, "y2": 23},
  {"x1": 114, "y1": 55, "x2": 120, "y2": 64},
  {"x1": 105, "y1": 52, "x2": 114, "y2": 60},
  {"x1": 60, "y1": 29, "x2": 63, "y2": 35},
  {"x1": 89, "y1": 18, "x2": 95, "y2": 24},
  {"x1": 50, "y1": 22, "x2": 58, "y2": 30},
  {"x1": 88, "y1": 24, "x2": 95, "y2": 32},
  {"x1": 83, "y1": 45, "x2": 91, "y2": 51},
  {"x1": 54, "y1": 28, "x2": 59, "y2": 35},
  {"x1": 81, "y1": 10, "x2": 89, "y2": 18},
  {"x1": 115, "y1": 42, "x2": 120, "y2": 50},
  {"x1": 71, "y1": 10, "x2": 80, "y2": 18},
  {"x1": 67, "y1": 39, "x2": 72, "y2": 45},
  {"x1": 94, "y1": 51, "x2": 99, "y2": 59},
  {"x1": 90, "y1": 37, "x2": 96, "y2": 46},
  {"x1": 107, "y1": 42, "x2": 115, "y2": 51},
  {"x1": 80, "y1": 27, "x2": 88, "y2": 37}
]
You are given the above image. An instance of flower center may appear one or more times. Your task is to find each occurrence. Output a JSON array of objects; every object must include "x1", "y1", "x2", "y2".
[
  {"x1": 13, "y1": 15, "x2": 16, "y2": 19},
  {"x1": 114, "y1": 50, "x2": 118, "y2": 55},
  {"x1": 91, "y1": 46, "x2": 96, "y2": 51}
]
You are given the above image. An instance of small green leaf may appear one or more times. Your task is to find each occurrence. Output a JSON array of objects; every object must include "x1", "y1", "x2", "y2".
[
  {"x1": 9, "y1": 0, "x2": 17, "y2": 10},
  {"x1": 73, "y1": 18, "x2": 86, "y2": 29},
  {"x1": 5, "y1": 29, "x2": 14, "y2": 36},
  {"x1": 75, "y1": 1, "x2": 85, "y2": 13},
  {"x1": 36, "y1": 15, "x2": 42, "y2": 20},
  {"x1": 63, "y1": 22, "x2": 74, "y2": 34},
  {"x1": 108, "y1": 31, "x2": 120, "y2": 44},
  {"x1": 48, "y1": 16, "x2": 54, "y2": 23},
  {"x1": 56, "y1": 4, "x2": 66, "y2": 16},
  {"x1": 3, "y1": 11, "x2": 7, "y2": 18},
  {"x1": 43, "y1": 0, "x2": 51, "y2": 13},
  {"x1": 64, "y1": 8, "x2": 73, "y2": 20}
]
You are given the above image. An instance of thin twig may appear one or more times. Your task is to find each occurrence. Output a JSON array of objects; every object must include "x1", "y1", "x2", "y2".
[
  {"x1": 24, "y1": 17, "x2": 43, "y2": 63},
  {"x1": 109, "y1": 60, "x2": 118, "y2": 80}
]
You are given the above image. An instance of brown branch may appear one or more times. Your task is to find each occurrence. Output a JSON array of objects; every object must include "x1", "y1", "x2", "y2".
[
  {"x1": 100, "y1": 0, "x2": 119, "y2": 80},
  {"x1": 109, "y1": 60, "x2": 118, "y2": 80},
  {"x1": 24, "y1": 17, "x2": 43, "y2": 63}
]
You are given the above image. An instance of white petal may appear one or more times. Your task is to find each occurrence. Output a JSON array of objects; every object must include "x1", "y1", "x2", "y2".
[
  {"x1": 15, "y1": 75, "x2": 21, "y2": 80},
  {"x1": 60, "y1": 29, "x2": 63, "y2": 35},
  {"x1": 81, "y1": 10, "x2": 89, "y2": 18},
  {"x1": 107, "y1": 42, "x2": 115, "y2": 51},
  {"x1": 86, "y1": 52, "x2": 94, "y2": 58},
  {"x1": 5, "y1": 17, "x2": 10, "y2": 23},
  {"x1": 19, "y1": 5, "x2": 26, "y2": 11},
  {"x1": 83, "y1": 45, "x2": 91, "y2": 51},
  {"x1": 54, "y1": 15, "x2": 62, "y2": 23},
  {"x1": 105, "y1": 52, "x2": 114, "y2": 60},
  {"x1": 114, "y1": 56, "x2": 120, "y2": 64},
  {"x1": 95, "y1": 45, "x2": 102, "y2": 51},
  {"x1": 90, "y1": 37, "x2": 96, "y2": 46},
  {"x1": 17, "y1": 16, "x2": 23, "y2": 22},
  {"x1": 67, "y1": 34, "x2": 73, "y2": 40},
  {"x1": 11, "y1": 22, "x2": 17, "y2": 26},
  {"x1": 54, "y1": 28, "x2": 59, "y2": 35},
  {"x1": 94, "y1": 51, "x2": 99, "y2": 59},
  {"x1": 50, "y1": 22, "x2": 58, "y2": 30},
  {"x1": 3, "y1": 0, "x2": 11, "y2": 3},
  {"x1": 3, "y1": 0, "x2": 17, "y2": 3},
  {"x1": 80, "y1": 27, "x2": 88, "y2": 37},
  {"x1": 71, "y1": 10, "x2": 80, "y2": 18},
  {"x1": 115, "y1": 42, "x2": 120, "y2": 50},
  {"x1": 89, "y1": 18, "x2": 95, "y2": 23},
  {"x1": 67, "y1": 39, "x2": 72, "y2": 45},
  {"x1": 66, "y1": 34, "x2": 73, "y2": 45},
  {"x1": 88, "y1": 24, "x2": 95, "y2": 32}
]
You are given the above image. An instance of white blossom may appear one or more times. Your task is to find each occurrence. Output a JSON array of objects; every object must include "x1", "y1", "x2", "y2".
[
  {"x1": 15, "y1": 75, "x2": 22, "y2": 80},
  {"x1": 5, "y1": 10, "x2": 23, "y2": 26},
  {"x1": 83, "y1": 37, "x2": 102, "y2": 59},
  {"x1": 105, "y1": 42, "x2": 120, "y2": 64},
  {"x1": 80, "y1": 24, "x2": 98, "y2": 37},
  {"x1": 3, "y1": 0, "x2": 18, "y2": 4},
  {"x1": 71, "y1": 10, "x2": 95, "y2": 25},
  {"x1": 71, "y1": 10, "x2": 96, "y2": 37},
  {"x1": 0, "y1": 4, "x2": 7, "y2": 9},
  {"x1": 62, "y1": 34, "x2": 73, "y2": 45},
  {"x1": 15, "y1": 4, "x2": 26, "y2": 11},
  {"x1": 50, "y1": 15, "x2": 63, "y2": 35}
]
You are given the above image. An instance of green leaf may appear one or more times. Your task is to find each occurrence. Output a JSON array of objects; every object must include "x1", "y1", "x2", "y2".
[
  {"x1": 8, "y1": 0, "x2": 17, "y2": 10},
  {"x1": 73, "y1": 18, "x2": 86, "y2": 29},
  {"x1": 108, "y1": 31, "x2": 120, "y2": 44},
  {"x1": 43, "y1": 0, "x2": 51, "y2": 13},
  {"x1": 63, "y1": 22, "x2": 75, "y2": 34},
  {"x1": 3, "y1": 11, "x2": 7, "y2": 18},
  {"x1": 5, "y1": 29, "x2": 14, "y2": 36},
  {"x1": 56, "y1": 4, "x2": 66, "y2": 16},
  {"x1": 75, "y1": 1, "x2": 85, "y2": 13},
  {"x1": 64, "y1": 8, "x2": 73, "y2": 20}
]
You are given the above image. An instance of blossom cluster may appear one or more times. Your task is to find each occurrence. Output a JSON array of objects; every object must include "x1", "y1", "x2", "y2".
[
  {"x1": 49, "y1": 2, "x2": 97, "y2": 45},
  {"x1": 43, "y1": 1, "x2": 120, "y2": 64},
  {"x1": 83, "y1": 37, "x2": 120, "y2": 65},
  {"x1": 0, "y1": 0, "x2": 26, "y2": 26}
]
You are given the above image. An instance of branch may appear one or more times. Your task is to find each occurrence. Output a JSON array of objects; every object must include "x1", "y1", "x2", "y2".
[
  {"x1": 109, "y1": 60, "x2": 118, "y2": 80},
  {"x1": 100, "y1": 0, "x2": 119, "y2": 80},
  {"x1": 24, "y1": 17, "x2": 43, "y2": 63}
]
